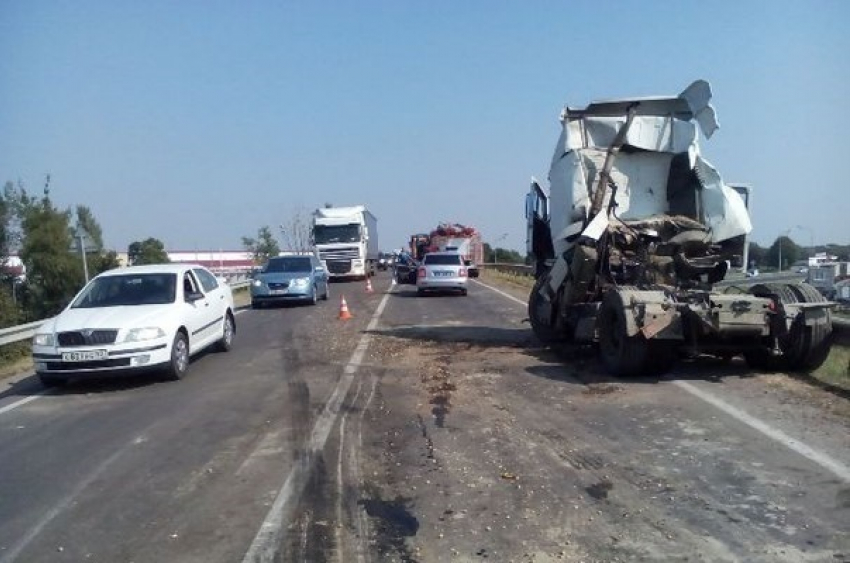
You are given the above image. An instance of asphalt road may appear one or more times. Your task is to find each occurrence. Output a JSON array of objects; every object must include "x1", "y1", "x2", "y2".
[{"x1": 0, "y1": 271, "x2": 848, "y2": 562}]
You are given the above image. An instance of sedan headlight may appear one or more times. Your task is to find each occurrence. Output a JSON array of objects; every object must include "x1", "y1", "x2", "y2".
[
  {"x1": 253, "y1": 279, "x2": 263, "y2": 287},
  {"x1": 290, "y1": 277, "x2": 310, "y2": 288},
  {"x1": 33, "y1": 333, "x2": 55, "y2": 347},
  {"x1": 122, "y1": 327, "x2": 166, "y2": 343}
]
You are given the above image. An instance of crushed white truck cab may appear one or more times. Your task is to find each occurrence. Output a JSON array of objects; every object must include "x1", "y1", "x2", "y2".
[{"x1": 526, "y1": 80, "x2": 832, "y2": 376}]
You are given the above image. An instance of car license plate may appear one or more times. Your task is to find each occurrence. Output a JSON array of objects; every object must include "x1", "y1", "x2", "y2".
[
  {"x1": 62, "y1": 349, "x2": 108, "y2": 362},
  {"x1": 270, "y1": 289, "x2": 287, "y2": 295},
  {"x1": 435, "y1": 271, "x2": 452, "y2": 277}
]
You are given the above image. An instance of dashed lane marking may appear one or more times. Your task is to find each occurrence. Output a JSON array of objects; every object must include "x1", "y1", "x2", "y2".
[{"x1": 241, "y1": 281, "x2": 394, "y2": 563}]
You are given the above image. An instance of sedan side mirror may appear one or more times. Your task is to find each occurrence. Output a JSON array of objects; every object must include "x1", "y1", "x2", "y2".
[{"x1": 186, "y1": 291, "x2": 205, "y2": 302}]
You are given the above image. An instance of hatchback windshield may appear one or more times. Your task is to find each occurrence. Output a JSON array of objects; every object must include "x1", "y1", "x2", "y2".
[
  {"x1": 424, "y1": 254, "x2": 462, "y2": 265},
  {"x1": 264, "y1": 257, "x2": 313, "y2": 273},
  {"x1": 71, "y1": 274, "x2": 177, "y2": 308}
]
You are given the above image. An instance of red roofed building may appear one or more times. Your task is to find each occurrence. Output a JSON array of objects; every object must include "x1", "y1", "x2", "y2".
[{"x1": 1, "y1": 255, "x2": 25, "y2": 279}]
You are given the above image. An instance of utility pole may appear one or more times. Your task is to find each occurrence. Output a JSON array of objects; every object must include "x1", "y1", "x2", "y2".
[{"x1": 76, "y1": 227, "x2": 90, "y2": 283}]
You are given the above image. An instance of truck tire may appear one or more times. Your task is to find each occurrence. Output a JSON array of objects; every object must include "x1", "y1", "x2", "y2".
[
  {"x1": 745, "y1": 283, "x2": 832, "y2": 371},
  {"x1": 597, "y1": 292, "x2": 650, "y2": 377},
  {"x1": 783, "y1": 283, "x2": 832, "y2": 370},
  {"x1": 528, "y1": 276, "x2": 567, "y2": 344}
]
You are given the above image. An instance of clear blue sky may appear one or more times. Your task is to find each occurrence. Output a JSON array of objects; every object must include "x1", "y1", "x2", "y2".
[{"x1": 1, "y1": 1, "x2": 847, "y2": 253}]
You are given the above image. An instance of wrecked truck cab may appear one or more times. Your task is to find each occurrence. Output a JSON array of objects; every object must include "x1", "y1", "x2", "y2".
[{"x1": 526, "y1": 80, "x2": 832, "y2": 376}]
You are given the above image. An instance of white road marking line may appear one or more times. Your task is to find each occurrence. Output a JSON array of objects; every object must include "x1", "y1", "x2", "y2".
[
  {"x1": 479, "y1": 276, "x2": 850, "y2": 484},
  {"x1": 0, "y1": 394, "x2": 44, "y2": 416},
  {"x1": 241, "y1": 285, "x2": 394, "y2": 563},
  {"x1": 354, "y1": 376, "x2": 377, "y2": 563},
  {"x1": 674, "y1": 380, "x2": 850, "y2": 483},
  {"x1": 0, "y1": 436, "x2": 143, "y2": 563},
  {"x1": 471, "y1": 279, "x2": 526, "y2": 306},
  {"x1": 336, "y1": 380, "x2": 363, "y2": 563}
]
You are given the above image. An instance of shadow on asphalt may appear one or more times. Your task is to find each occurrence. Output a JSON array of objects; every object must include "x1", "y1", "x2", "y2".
[
  {"x1": 369, "y1": 322, "x2": 781, "y2": 388},
  {"x1": 390, "y1": 290, "x2": 467, "y2": 299},
  {"x1": 0, "y1": 349, "x2": 227, "y2": 398}
]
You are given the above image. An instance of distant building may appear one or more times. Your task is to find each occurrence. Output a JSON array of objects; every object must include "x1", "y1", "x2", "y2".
[
  {"x1": 167, "y1": 250, "x2": 256, "y2": 277},
  {"x1": 808, "y1": 252, "x2": 839, "y2": 267},
  {"x1": 807, "y1": 261, "x2": 850, "y2": 299}
]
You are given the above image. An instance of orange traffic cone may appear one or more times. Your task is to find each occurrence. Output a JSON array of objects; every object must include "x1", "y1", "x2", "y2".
[
  {"x1": 365, "y1": 277, "x2": 374, "y2": 293},
  {"x1": 339, "y1": 295, "x2": 353, "y2": 320}
]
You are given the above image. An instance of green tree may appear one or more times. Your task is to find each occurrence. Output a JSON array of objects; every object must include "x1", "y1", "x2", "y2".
[
  {"x1": 18, "y1": 189, "x2": 83, "y2": 318},
  {"x1": 242, "y1": 226, "x2": 280, "y2": 264},
  {"x1": 766, "y1": 235, "x2": 801, "y2": 270},
  {"x1": 74, "y1": 206, "x2": 119, "y2": 275},
  {"x1": 483, "y1": 242, "x2": 523, "y2": 263},
  {"x1": 0, "y1": 186, "x2": 23, "y2": 343},
  {"x1": 75, "y1": 205, "x2": 104, "y2": 250},
  {"x1": 128, "y1": 238, "x2": 170, "y2": 265}
]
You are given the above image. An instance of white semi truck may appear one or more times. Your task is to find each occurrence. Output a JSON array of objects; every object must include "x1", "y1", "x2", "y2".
[{"x1": 312, "y1": 205, "x2": 378, "y2": 280}]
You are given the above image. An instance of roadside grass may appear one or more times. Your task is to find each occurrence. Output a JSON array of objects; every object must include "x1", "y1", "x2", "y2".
[
  {"x1": 480, "y1": 269, "x2": 534, "y2": 291},
  {"x1": 233, "y1": 286, "x2": 251, "y2": 308},
  {"x1": 0, "y1": 354, "x2": 33, "y2": 381},
  {"x1": 809, "y1": 333, "x2": 850, "y2": 392}
]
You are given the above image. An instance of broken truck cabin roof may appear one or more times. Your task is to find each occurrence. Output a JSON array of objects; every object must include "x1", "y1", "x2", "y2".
[{"x1": 561, "y1": 79, "x2": 719, "y2": 140}]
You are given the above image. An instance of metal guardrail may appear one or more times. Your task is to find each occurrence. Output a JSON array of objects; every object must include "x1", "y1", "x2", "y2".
[
  {"x1": 0, "y1": 320, "x2": 50, "y2": 347},
  {"x1": 0, "y1": 279, "x2": 253, "y2": 348}
]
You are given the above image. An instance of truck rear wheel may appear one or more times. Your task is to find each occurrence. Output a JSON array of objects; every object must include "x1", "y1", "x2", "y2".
[
  {"x1": 783, "y1": 283, "x2": 832, "y2": 370},
  {"x1": 746, "y1": 283, "x2": 832, "y2": 372}
]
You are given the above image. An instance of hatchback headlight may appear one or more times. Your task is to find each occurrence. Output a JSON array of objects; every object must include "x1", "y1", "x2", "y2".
[
  {"x1": 122, "y1": 327, "x2": 166, "y2": 343},
  {"x1": 253, "y1": 279, "x2": 263, "y2": 287},
  {"x1": 290, "y1": 277, "x2": 310, "y2": 288},
  {"x1": 33, "y1": 333, "x2": 55, "y2": 347}
]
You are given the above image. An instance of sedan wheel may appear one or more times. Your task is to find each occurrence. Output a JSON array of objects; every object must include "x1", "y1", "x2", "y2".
[
  {"x1": 216, "y1": 313, "x2": 234, "y2": 352},
  {"x1": 164, "y1": 331, "x2": 190, "y2": 381}
]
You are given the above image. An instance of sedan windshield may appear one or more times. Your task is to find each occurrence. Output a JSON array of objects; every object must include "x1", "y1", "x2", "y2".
[
  {"x1": 424, "y1": 254, "x2": 462, "y2": 265},
  {"x1": 71, "y1": 274, "x2": 177, "y2": 308},
  {"x1": 264, "y1": 257, "x2": 313, "y2": 273}
]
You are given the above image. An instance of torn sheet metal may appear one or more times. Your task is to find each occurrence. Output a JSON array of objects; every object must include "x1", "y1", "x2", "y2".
[{"x1": 546, "y1": 79, "x2": 750, "y2": 253}]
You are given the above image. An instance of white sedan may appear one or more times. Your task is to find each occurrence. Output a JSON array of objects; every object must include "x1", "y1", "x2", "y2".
[{"x1": 31, "y1": 264, "x2": 235, "y2": 386}]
